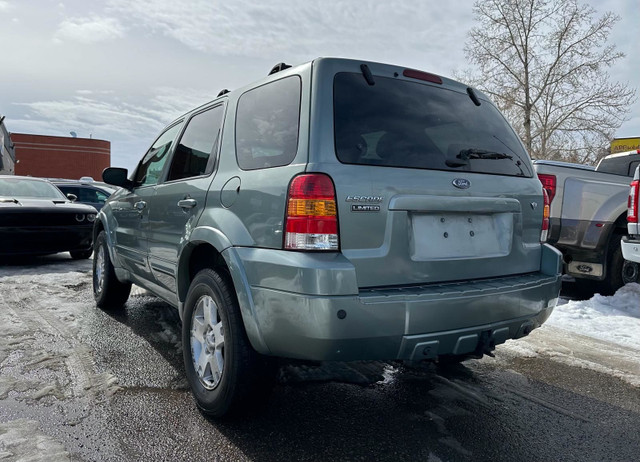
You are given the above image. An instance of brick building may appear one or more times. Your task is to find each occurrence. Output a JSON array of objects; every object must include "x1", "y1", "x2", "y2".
[{"x1": 10, "y1": 133, "x2": 110, "y2": 179}]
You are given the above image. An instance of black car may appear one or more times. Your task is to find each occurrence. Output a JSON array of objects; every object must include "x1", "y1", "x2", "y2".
[
  {"x1": 0, "y1": 176, "x2": 97, "y2": 259},
  {"x1": 52, "y1": 180, "x2": 117, "y2": 212}
]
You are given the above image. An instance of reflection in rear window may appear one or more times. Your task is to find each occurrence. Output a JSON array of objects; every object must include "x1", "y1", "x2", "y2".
[
  {"x1": 236, "y1": 76, "x2": 301, "y2": 170},
  {"x1": 333, "y1": 72, "x2": 532, "y2": 177}
]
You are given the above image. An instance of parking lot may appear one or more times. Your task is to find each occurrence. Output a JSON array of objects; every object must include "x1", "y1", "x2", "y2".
[{"x1": 1, "y1": 254, "x2": 639, "y2": 461}]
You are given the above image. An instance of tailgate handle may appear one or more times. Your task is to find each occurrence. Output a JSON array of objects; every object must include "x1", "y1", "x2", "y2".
[{"x1": 389, "y1": 195, "x2": 521, "y2": 213}]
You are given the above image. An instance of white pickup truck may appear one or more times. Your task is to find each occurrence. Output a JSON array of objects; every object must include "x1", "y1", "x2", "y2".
[
  {"x1": 534, "y1": 150, "x2": 640, "y2": 294},
  {"x1": 621, "y1": 165, "x2": 640, "y2": 268}
]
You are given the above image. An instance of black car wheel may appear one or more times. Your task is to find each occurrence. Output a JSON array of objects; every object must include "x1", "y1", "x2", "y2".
[
  {"x1": 70, "y1": 249, "x2": 93, "y2": 260},
  {"x1": 182, "y1": 268, "x2": 274, "y2": 418},
  {"x1": 93, "y1": 231, "x2": 131, "y2": 309}
]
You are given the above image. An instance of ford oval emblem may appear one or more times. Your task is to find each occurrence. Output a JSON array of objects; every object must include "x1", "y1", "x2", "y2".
[
  {"x1": 452, "y1": 178, "x2": 471, "y2": 189},
  {"x1": 576, "y1": 264, "x2": 593, "y2": 273}
]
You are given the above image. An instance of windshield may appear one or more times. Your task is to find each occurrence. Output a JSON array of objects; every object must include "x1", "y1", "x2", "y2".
[
  {"x1": 0, "y1": 178, "x2": 68, "y2": 200},
  {"x1": 333, "y1": 72, "x2": 532, "y2": 177}
]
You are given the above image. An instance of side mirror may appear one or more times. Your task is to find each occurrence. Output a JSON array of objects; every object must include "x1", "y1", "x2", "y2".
[
  {"x1": 66, "y1": 193, "x2": 77, "y2": 202},
  {"x1": 102, "y1": 167, "x2": 133, "y2": 189}
]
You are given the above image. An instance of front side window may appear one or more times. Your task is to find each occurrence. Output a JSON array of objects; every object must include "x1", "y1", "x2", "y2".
[
  {"x1": 236, "y1": 76, "x2": 301, "y2": 170},
  {"x1": 167, "y1": 105, "x2": 224, "y2": 181},
  {"x1": 57, "y1": 185, "x2": 79, "y2": 199},
  {"x1": 134, "y1": 122, "x2": 183, "y2": 187},
  {"x1": 76, "y1": 187, "x2": 109, "y2": 203},
  {"x1": 334, "y1": 72, "x2": 532, "y2": 177},
  {"x1": 95, "y1": 190, "x2": 110, "y2": 203}
]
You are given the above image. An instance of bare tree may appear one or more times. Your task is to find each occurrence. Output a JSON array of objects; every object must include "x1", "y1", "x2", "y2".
[{"x1": 463, "y1": 0, "x2": 636, "y2": 163}]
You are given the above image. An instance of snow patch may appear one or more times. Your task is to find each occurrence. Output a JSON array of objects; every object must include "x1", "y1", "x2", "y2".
[
  {"x1": 0, "y1": 267, "x2": 123, "y2": 402},
  {"x1": 547, "y1": 283, "x2": 640, "y2": 350},
  {"x1": 0, "y1": 419, "x2": 71, "y2": 462},
  {"x1": 498, "y1": 283, "x2": 640, "y2": 387},
  {"x1": 83, "y1": 372, "x2": 122, "y2": 398}
]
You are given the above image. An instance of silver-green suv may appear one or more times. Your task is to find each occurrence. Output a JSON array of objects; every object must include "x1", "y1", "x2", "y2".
[{"x1": 94, "y1": 57, "x2": 562, "y2": 417}]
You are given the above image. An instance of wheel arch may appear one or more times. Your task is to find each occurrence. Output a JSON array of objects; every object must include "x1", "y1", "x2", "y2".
[
  {"x1": 92, "y1": 216, "x2": 118, "y2": 264},
  {"x1": 177, "y1": 227, "x2": 270, "y2": 355},
  {"x1": 613, "y1": 212, "x2": 629, "y2": 232}
]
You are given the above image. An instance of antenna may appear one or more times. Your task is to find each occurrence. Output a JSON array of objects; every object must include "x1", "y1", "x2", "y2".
[{"x1": 70, "y1": 131, "x2": 77, "y2": 138}]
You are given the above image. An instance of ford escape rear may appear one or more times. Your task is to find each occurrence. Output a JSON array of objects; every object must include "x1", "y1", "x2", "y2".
[{"x1": 94, "y1": 58, "x2": 562, "y2": 417}]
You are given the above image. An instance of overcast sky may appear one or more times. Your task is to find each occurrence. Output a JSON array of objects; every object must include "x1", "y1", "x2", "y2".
[{"x1": 1, "y1": 0, "x2": 638, "y2": 174}]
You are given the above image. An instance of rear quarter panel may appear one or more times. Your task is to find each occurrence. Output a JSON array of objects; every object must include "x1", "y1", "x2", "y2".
[{"x1": 196, "y1": 63, "x2": 312, "y2": 249}]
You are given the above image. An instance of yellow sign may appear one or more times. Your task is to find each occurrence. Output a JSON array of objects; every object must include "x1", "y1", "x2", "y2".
[{"x1": 611, "y1": 137, "x2": 640, "y2": 153}]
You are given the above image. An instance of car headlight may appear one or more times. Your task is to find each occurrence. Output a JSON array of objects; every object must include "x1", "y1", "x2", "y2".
[
  {"x1": 87, "y1": 214, "x2": 96, "y2": 223},
  {"x1": 75, "y1": 214, "x2": 85, "y2": 222}
]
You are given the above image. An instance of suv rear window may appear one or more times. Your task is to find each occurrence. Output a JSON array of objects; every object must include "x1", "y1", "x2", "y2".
[
  {"x1": 333, "y1": 72, "x2": 532, "y2": 177},
  {"x1": 236, "y1": 76, "x2": 301, "y2": 170}
]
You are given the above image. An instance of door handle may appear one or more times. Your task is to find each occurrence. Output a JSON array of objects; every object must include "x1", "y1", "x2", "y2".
[
  {"x1": 134, "y1": 201, "x2": 147, "y2": 211},
  {"x1": 178, "y1": 198, "x2": 197, "y2": 209}
]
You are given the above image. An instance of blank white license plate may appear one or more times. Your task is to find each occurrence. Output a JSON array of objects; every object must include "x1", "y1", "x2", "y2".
[{"x1": 410, "y1": 213, "x2": 513, "y2": 260}]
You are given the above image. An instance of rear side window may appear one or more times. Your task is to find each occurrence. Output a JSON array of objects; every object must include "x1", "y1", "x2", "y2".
[
  {"x1": 236, "y1": 76, "x2": 301, "y2": 170},
  {"x1": 167, "y1": 105, "x2": 224, "y2": 181},
  {"x1": 333, "y1": 72, "x2": 532, "y2": 177}
]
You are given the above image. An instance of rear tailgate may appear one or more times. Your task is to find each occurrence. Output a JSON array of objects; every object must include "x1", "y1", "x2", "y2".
[
  {"x1": 309, "y1": 58, "x2": 544, "y2": 289},
  {"x1": 325, "y1": 164, "x2": 543, "y2": 288}
]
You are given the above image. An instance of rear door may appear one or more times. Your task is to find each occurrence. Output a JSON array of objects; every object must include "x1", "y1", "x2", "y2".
[
  {"x1": 310, "y1": 61, "x2": 544, "y2": 288},
  {"x1": 147, "y1": 103, "x2": 226, "y2": 293}
]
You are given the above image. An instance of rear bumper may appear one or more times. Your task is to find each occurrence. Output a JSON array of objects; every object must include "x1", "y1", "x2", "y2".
[
  {"x1": 230, "y1": 244, "x2": 562, "y2": 361},
  {"x1": 621, "y1": 236, "x2": 640, "y2": 263}
]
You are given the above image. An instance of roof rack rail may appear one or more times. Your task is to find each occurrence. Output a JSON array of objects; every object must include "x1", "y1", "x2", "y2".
[
  {"x1": 217, "y1": 89, "x2": 229, "y2": 97},
  {"x1": 269, "y1": 62, "x2": 291, "y2": 75}
]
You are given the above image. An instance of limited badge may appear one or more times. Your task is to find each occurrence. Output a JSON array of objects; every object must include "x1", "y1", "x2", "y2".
[{"x1": 351, "y1": 205, "x2": 380, "y2": 212}]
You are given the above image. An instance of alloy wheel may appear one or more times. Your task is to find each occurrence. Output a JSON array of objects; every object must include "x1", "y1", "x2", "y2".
[{"x1": 190, "y1": 295, "x2": 225, "y2": 390}]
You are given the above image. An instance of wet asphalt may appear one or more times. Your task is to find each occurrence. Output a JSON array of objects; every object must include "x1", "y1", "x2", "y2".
[{"x1": 1, "y1": 255, "x2": 640, "y2": 462}]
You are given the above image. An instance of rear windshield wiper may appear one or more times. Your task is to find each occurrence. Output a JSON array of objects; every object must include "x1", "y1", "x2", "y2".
[{"x1": 445, "y1": 149, "x2": 512, "y2": 167}]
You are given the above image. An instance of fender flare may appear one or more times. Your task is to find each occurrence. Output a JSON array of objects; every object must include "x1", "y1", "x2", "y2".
[{"x1": 178, "y1": 226, "x2": 271, "y2": 356}]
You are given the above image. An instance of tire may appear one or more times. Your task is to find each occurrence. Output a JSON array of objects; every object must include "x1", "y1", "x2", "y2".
[
  {"x1": 93, "y1": 231, "x2": 132, "y2": 309},
  {"x1": 600, "y1": 233, "x2": 639, "y2": 295},
  {"x1": 70, "y1": 249, "x2": 93, "y2": 260},
  {"x1": 622, "y1": 259, "x2": 640, "y2": 285},
  {"x1": 182, "y1": 268, "x2": 275, "y2": 418}
]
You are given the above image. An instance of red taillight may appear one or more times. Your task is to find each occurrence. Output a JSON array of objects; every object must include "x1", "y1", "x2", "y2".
[
  {"x1": 628, "y1": 180, "x2": 639, "y2": 223},
  {"x1": 537, "y1": 174, "x2": 556, "y2": 204},
  {"x1": 284, "y1": 174, "x2": 339, "y2": 250},
  {"x1": 541, "y1": 189, "x2": 550, "y2": 242}
]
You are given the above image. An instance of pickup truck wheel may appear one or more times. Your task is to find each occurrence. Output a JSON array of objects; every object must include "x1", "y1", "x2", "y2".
[
  {"x1": 93, "y1": 231, "x2": 132, "y2": 309},
  {"x1": 622, "y1": 260, "x2": 639, "y2": 285},
  {"x1": 183, "y1": 268, "x2": 274, "y2": 418},
  {"x1": 602, "y1": 235, "x2": 639, "y2": 295}
]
